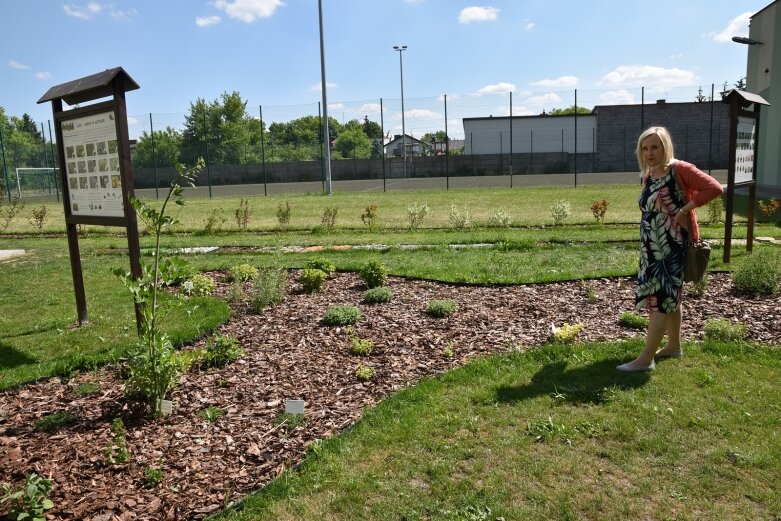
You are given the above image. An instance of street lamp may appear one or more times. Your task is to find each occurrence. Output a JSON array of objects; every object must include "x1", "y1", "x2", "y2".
[
  {"x1": 731, "y1": 36, "x2": 763, "y2": 45},
  {"x1": 318, "y1": 0, "x2": 332, "y2": 195},
  {"x1": 393, "y1": 45, "x2": 407, "y2": 178}
]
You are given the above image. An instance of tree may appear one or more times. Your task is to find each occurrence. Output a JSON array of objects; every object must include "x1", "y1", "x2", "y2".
[
  {"x1": 362, "y1": 116, "x2": 382, "y2": 140},
  {"x1": 133, "y1": 127, "x2": 182, "y2": 168},
  {"x1": 333, "y1": 128, "x2": 371, "y2": 159},
  {"x1": 547, "y1": 105, "x2": 592, "y2": 116},
  {"x1": 421, "y1": 131, "x2": 448, "y2": 143},
  {"x1": 695, "y1": 86, "x2": 709, "y2": 103}
]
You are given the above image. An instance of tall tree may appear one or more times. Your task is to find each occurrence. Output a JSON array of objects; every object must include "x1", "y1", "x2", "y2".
[
  {"x1": 133, "y1": 127, "x2": 182, "y2": 168},
  {"x1": 333, "y1": 128, "x2": 372, "y2": 159}
]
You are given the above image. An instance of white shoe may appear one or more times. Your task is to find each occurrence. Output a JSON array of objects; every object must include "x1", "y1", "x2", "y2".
[{"x1": 616, "y1": 361, "x2": 655, "y2": 372}]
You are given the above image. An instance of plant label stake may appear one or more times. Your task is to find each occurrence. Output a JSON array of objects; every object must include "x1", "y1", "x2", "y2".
[{"x1": 285, "y1": 399, "x2": 305, "y2": 415}]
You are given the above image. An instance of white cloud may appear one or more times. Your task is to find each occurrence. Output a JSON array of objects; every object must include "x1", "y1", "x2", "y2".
[
  {"x1": 359, "y1": 103, "x2": 382, "y2": 114},
  {"x1": 63, "y1": 2, "x2": 104, "y2": 20},
  {"x1": 34, "y1": 71, "x2": 52, "y2": 80},
  {"x1": 196, "y1": 15, "x2": 221, "y2": 27},
  {"x1": 523, "y1": 19, "x2": 535, "y2": 31},
  {"x1": 9, "y1": 60, "x2": 31, "y2": 70},
  {"x1": 598, "y1": 90, "x2": 636, "y2": 105},
  {"x1": 405, "y1": 109, "x2": 441, "y2": 120},
  {"x1": 328, "y1": 103, "x2": 345, "y2": 111},
  {"x1": 711, "y1": 11, "x2": 753, "y2": 42},
  {"x1": 213, "y1": 0, "x2": 284, "y2": 23},
  {"x1": 530, "y1": 76, "x2": 578, "y2": 88},
  {"x1": 126, "y1": 116, "x2": 141, "y2": 126},
  {"x1": 597, "y1": 64, "x2": 698, "y2": 91},
  {"x1": 525, "y1": 92, "x2": 562, "y2": 105},
  {"x1": 310, "y1": 81, "x2": 338, "y2": 91},
  {"x1": 475, "y1": 82, "x2": 516, "y2": 96},
  {"x1": 109, "y1": 8, "x2": 137, "y2": 21},
  {"x1": 458, "y1": 6, "x2": 500, "y2": 24}
]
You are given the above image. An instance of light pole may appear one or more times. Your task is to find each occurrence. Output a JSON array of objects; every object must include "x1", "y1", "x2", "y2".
[
  {"x1": 393, "y1": 45, "x2": 407, "y2": 178},
  {"x1": 318, "y1": 0, "x2": 332, "y2": 194}
]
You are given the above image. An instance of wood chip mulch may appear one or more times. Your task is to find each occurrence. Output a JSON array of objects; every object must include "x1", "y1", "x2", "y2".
[{"x1": 1, "y1": 271, "x2": 779, "y2": 520}]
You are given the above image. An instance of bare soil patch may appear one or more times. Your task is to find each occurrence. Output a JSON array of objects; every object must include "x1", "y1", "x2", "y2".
[{"x1": 1, "y1": 272, "x2": 778, "y2": 520}]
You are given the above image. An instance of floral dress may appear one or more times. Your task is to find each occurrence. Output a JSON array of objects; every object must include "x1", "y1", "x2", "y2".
[{"x1": 635, "y1": 168, "x2": 688, "y2": 313}]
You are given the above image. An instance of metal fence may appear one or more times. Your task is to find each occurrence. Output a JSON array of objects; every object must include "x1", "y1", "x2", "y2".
[{"x1": 4, "y1": 84, "x2": 734, "y2": 200}]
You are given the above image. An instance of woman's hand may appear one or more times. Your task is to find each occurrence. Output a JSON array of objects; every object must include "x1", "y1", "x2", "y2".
[{"x1": 673, "y1": 209, "x2": 690, "y2": 231}]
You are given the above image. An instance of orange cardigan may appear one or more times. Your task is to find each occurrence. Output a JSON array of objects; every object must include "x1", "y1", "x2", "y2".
[{"x1": 672, "y1": 159, "x2": 724, "y2": 243}]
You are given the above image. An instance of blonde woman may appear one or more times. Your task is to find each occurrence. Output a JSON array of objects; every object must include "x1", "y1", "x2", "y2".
[{"x1": 617, "y1": 127, "x2": 723, "y2": 372}]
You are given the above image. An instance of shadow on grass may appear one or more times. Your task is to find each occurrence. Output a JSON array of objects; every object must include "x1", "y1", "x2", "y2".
[
  {"x1": 0, "y1": 342, "x2": 38, "y2": 369},
  {"x1": 496, "y1": 358, "x2": 651, "y2": 405}
]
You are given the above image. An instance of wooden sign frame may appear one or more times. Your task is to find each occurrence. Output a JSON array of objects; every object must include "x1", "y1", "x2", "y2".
[{"x1": 38, "y1": 67, "x2": 142, "y2": 326}]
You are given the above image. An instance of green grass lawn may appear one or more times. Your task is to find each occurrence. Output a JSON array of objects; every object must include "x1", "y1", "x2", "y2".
[{"x1": 2, "y1": 183, "x2": 780, "y2": 520}]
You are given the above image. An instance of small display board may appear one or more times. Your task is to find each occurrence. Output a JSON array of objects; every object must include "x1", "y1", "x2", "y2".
[
  {"x1": 735, "y1": 116, "x2": 756, "y2": 185},
  {"x1": 61, "y1": 110, "x2": 125, "y2": 217}
]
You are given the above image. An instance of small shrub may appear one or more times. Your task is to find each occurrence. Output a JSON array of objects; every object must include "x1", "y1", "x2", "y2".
[
  {"x1": 449, "y1": 204, "x2": 471, "y2": 229},
  {"x1": 0, "y1": 192, "x2": 24, "y2": 232},
  {"x1": 187, "y1": 274, "x2": 216, "y2": 296},
  {"x1": 300, "y1": 268, "x2": 328, "y2": 293},
  {"x1": 581, "y1": 280, "x2": 600, "y2": 303},
  {"x1": 355, "y1": 363, "x2": 375, "y2": 382},
  {"x1": 75, "y1": 381, "x2": 101, "y2": 396},
  {"x1": 251, "y1": 267, "x2": 288, "y2": 312},
  {"x1": 706, "y1": 196, "x2": 724, "y2": 223},
  {"x1": 362, "y1": 286, "x2": 393, "y2": 304},
  {"x1": 347, "y1": 328, "x2": 374, "y2": 356},
  {"x1": 29, "y1": 205, "x2": 48, "y2": 231},
  {"x1": 199, "y1": 405, "x2": 223, "y2": 423},
  {"x1": 227, "y1": 281, "x2": 245, "y2": 302},
  {"x1": 551, "y1": 199, "x2": 572, "y2": 225},
  {"x1": 758, "y1": 197, "x2": 780, "y2": 222},
  {"x1": 426, "y1": 299, "x2": 458, "y2": 318},
  {"x1": 203, "y1": 208, "x2": 227, "y2": 233},
  {"x1": 619, "y1": 311, "x2": 648, "y2": 330},
  {"x1": 407, "y1": 202, "x2": 429, "y2": 230},
  {"x1": 550, "y1": 322, "x2": 584, "y2": 343},
  {"x1": 304, "y1": 257, "x2": 335, "y2": 276},
  {"x1": 234, "y1": 198, "x2": 251, "y2": 230},
  {"x1": 322, "y1": 305, "x2": 361, "y2": 326},
  {"x1": 105, "y1": 417, "x2": 130, "y2": 465},
  {"x1": 34, "y1": 410, "x2": 78, "y2": 433},
  {"x1": 732, "y1": 249, "x2": 781, "y2": 295},
  {"x1": 359, "y1": 260, "x2": 387, "y2": 288},
  {"x1": 273, "y1": 412, "x2": 307, "y2": 434},
  {"x1": 443, "y1": 341, "x2": 455, "y2": 359},
  {"x1": 361, "y1": 204, "x2": 379, "y2": 228},
  {"x1": 687, "y1": 273, "x2": 709, "y2": 298},
  {"x1": 277, "y1": 201, "x2": 292, "y2": 228},
  {"x1": 143, "y1": 463, "x2": 165, "y2": 488},
  {"x1": 321, "y1": 206, "x2": 338, "y2": 230},
  {"x1": 228, "y1": 263, "x2": 258, "y2": 282},
  {"x1": 488, "y1": 207, "x2": 511, "y2": 227},
  {"x1": 704, "y1": 318, "x2": 747, "y2": 342},
  {"x1": 590, "y1": 199, "x2": 608, "y2": 224},
  {"x1": 0, "y1": 473, "x2": 55, "y2": 521},
  {"x1": 203, "y1": 334, "x2": 244, "y2": 367}
]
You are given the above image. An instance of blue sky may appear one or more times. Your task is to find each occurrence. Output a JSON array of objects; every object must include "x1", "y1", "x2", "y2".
[{"x1": 2, "y1": 0, "x2": 763, "y2": 139}]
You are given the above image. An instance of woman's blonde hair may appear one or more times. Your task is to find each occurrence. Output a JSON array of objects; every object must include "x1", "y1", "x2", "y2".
[{"x1": 636, "y1": 126, "x2": 675, "y2": 173}]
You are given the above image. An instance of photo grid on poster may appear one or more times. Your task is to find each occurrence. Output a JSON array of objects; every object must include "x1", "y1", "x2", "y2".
[
  {"x1": 735, "y1": 117, "x2": 756, "y2": 185},
  {"x1": 62, "y1": 111, "x2": 124, "y2": 217}
]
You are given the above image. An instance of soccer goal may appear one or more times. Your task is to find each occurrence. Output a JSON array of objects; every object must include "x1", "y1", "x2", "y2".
[{"x1": 14, "y1": 167, "x2": 61, "y2": 199}]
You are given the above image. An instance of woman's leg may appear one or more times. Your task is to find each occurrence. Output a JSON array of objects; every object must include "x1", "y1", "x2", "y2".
[
  {"x1": 618, "y1": 310, "x2": 665, "y2": 370},
  {"x1": 657, "y1": 304, "x2": 683, "y2": 355}
]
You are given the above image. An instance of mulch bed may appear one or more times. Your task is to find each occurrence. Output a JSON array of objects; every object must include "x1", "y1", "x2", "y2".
[{"x1": 1, "y1": 271, "x2": 779, "y2": 520}]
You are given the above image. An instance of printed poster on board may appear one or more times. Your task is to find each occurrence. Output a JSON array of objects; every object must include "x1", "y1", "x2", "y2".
[
  {"x1": 735, "y1": 117, "x2": 756, "y2": 185},
  {"x1": 61, "y1": 111, "x2": 124, "y2": 217}
]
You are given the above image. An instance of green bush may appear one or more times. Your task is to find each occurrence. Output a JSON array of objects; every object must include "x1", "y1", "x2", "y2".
[
  {"x1": 187, "y1": 274, "x2": 216, "y2": 296},
  {"x1": 228, "y1": 263, "x2": 258, "y2": 282},
  {"x1": 304, "y1": 257, "x2": 336, "y2": 276},
  {"x1": 322, "y1": 305, "x2": 361, "y2": 326},
  {"x1": 203, "y1": 334, "x2": 244, "y2": 367},
  {"x1": 252, "y1": 267, "x2": 288, "y2": 312},
  {"x1": 360, "y1": 260, "x2": 387, "y2": 289},
  {"x1": 362, "y1": 287, "x2": 393, "y2": 304},
  {"x1": 618, "y1": 311, "x2": 649, "y2": 330},
  {"x1": 551, "y1": 199, "x2": 572, "y2": 225},
  {"x1": 706, "y1": 196, "x2": 724, "y2": 223},
  {"x1": 1, "y1": 473, "x2": 55, "y2": 520},
  {"x1": 426, "y1": 299, "x2": 458, "y2": 318},
  {"x1": 300, "y1": 268, "x2": 328, "y2": 293},
  {"x1": 34, "y1": 410, "x2": 78, "y2": 433},
  {"x1": 704, "y1": 318, "x2": 747, "y2": 342},
  {"x1": 350, "y1": 335, "x2": 374, "y2": 356},
  {"x1": 355, "y1": 363, "x2": 376, "y2": 382},
  {"x1": 407, "y1": 202, "x2": 429, "y2": 230},
  {"x1": 732, "y1": 249, "x2": 781, "y2": 295}
]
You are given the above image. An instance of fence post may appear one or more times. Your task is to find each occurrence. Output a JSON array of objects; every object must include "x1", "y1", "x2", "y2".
[
  {"x1": 259, "y1": 105, "x2": 267, "y2": 196},
  {"x1": 470, "y1": 133, "x2": 475, "y2": 175},
  {"x1": 509, "y1": 91, "x2": 513, "y2": 188},
  {"x1": 202, "y1": 111, "x2": 212, "y2": 198},
  {"x1": 149, "y1": 113, "x2": 159, "y2": 199},
  {"x1": 574, "y1": 88, "x2": 578, "y2": 187},
  {"x1": 530, "y1": 129, "x2": 533, "y2": 175},
  {"x1": 380, "y1": 98, "x2": 386, "y2": 192},
  {"x1": 444, "y1": 94, "x2": 449, "y2": 190},
  {"x1": 0, "y1": 124, "x2": 9, "y2": 202},
  {"x1": 708, "y1": 83, "x2": 714, "y2": 174},
  {"x1": 319, "y1": 102, "x2": 325, "y2": 193}
]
